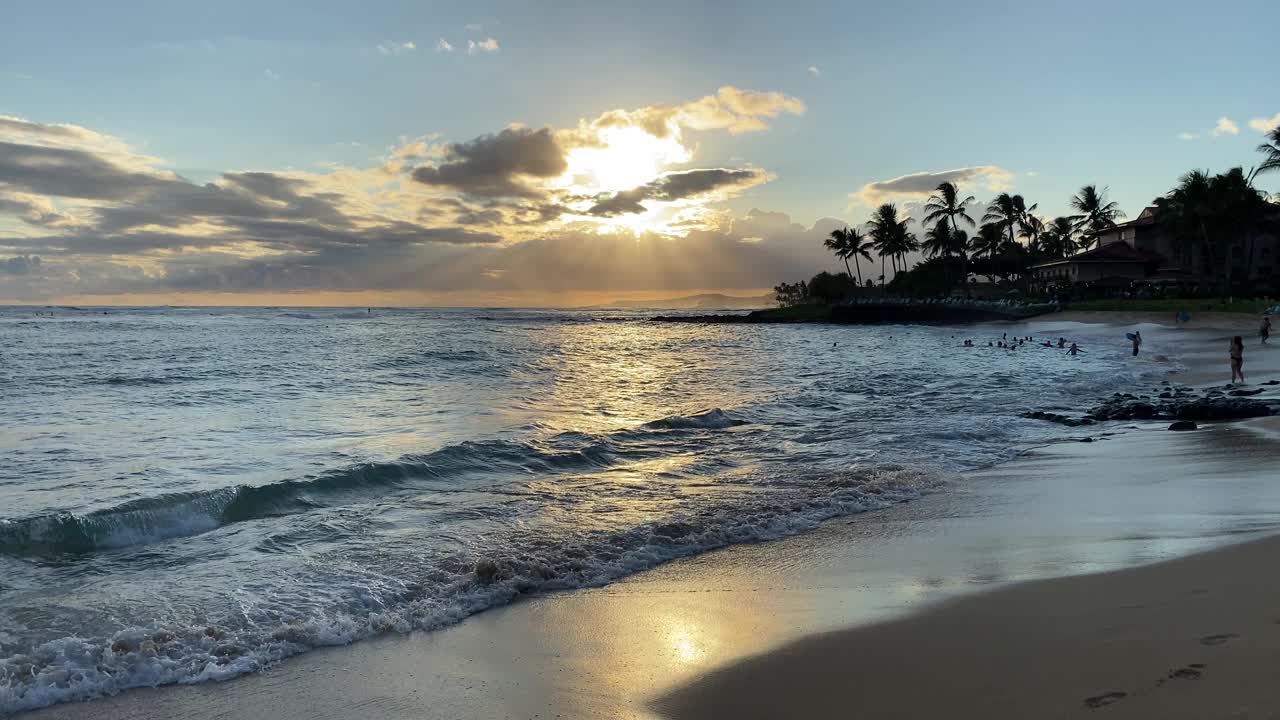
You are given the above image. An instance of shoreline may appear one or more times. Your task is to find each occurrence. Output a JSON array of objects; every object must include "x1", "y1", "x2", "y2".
[
  {"x1": 18, "y1": 314, "x2": 1280, "y2": 719},
  {"x1": 657, "y1": 530, "x2": 1280, "y2": 720}
]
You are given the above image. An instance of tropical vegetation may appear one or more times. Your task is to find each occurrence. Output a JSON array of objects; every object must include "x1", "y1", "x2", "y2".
[{"x1": 810, "y1": 138, "x2": 1280, "y2": 301}]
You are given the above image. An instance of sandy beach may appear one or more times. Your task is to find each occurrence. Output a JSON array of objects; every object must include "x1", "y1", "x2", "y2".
[{"x1": 20, "y1": 312, "x2": 1280, "y2": 720}]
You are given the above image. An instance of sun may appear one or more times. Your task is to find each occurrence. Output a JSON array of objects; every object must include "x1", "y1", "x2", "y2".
[{"x1": 559, "y1": 125, "x2": 690, "y2": 193}]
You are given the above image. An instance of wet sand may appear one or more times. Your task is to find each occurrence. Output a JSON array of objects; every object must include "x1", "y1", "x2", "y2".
[
  {"x1": 23, "y1": 315, "x2": 1280, "y2": 720},
  {"x1": 658, "y1": 530, "x2": 1280, "y2": 720}
]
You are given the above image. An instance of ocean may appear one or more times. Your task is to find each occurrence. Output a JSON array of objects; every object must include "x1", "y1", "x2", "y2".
[{"x1": 0, "y1": 307, "x2": 1162, "y2": 712}]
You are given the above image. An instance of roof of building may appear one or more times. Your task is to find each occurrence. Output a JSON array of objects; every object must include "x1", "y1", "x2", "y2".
[
  {"x1": 1031, "y1": 240, "x2": 1165, "y2": 269},
  {"x1": 1085, "y1": 206, "x2": 1160, "y2": 237}
]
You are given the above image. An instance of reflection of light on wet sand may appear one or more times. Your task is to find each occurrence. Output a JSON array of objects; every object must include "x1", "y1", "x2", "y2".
[{"x1": 663, "y1": 618, "x2": 709, "y2": 665}]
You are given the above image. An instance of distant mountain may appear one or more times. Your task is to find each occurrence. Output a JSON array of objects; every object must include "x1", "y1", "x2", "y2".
[{"x1": 606, "y1": 293, "x2": 775, "y2": 310}]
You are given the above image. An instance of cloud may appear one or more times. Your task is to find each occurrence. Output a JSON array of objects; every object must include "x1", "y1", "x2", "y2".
[
  {"x1": 2, "y1": 255, "x2": 42, "y2": 275},
  {"x1": 2, "y1": 88, "x2": 810, "y2": 301},
  {"x1": 376, "y1": 41, "x2": 417, "y2": 56},
  {"x1": 264, "y1": 68, "x2": 281, "y2": 81},
  {"x1": 411, "y1": 127, "x2": 567, "y2": 198},
  {"x1": 1212, "y1": 116, "x2": 1239, "y2": 136},
  {"x1": 434, "y1": 38, "x2": 454, "y2": 53},
  {"x1": 588, "y1": 86, "x2": 805, "y2": 139},
  {"x1": 1178, "y1": 132, "x2": 1200, "y2": 141},
  {"x1": 588, "y1": 168, "x2": 769, "y2": 216},
  {"x1": 467, "y1": 38, "x2": 499, "y2": 55},
  {"x1": 1249, "y1": 113, "x2": 1280, "y2": 133},
  {"x1": 851, "y1": 166, "x2": 1014, "y2": 205},
  {"x1": 464, "y1": 23, "x2": 483, "y2": 32},
  {"x1": 807, "y1": 65, "x2": 820, "y2": 77}
]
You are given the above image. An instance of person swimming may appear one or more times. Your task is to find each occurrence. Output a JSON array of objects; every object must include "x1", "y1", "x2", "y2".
[
  {"x1": 1057, "y1": 337, "x2": 1065, "y2": 348},
  {"x1": 1068, "y1": 342, "x2": 1083, "y2": 356}
]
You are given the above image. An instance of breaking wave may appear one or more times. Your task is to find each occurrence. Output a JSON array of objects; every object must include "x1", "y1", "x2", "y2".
[{"x1": 0, "y1": 463, "x2": 943, "y2": 713}]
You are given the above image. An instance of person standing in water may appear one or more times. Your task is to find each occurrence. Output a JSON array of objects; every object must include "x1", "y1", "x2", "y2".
[
  {"x1": 1231, "y1": 335, "x2": 1246, "y2": 383},
  {"x1": 1261, "y1": 316, "x2": 1271, "y2": 345},
  {"x1": 1131, "y1": 331, "x2": 1142, "y2": 357}
]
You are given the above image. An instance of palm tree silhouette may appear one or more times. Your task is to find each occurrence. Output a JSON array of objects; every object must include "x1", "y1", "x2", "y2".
[
  {"x1": 923, "y1": 182, "x2": 977, "y2": 236},
  {"x1": 868, "y1": 203, "x2": 913, "y2": 287},
  {"x1": 846, "y1": 228, "x2": 874, "y2": 287},
  {"x1": 1254, "y1": 127, "x2": 1280, "y2": 180},
  {"x1": 825, "y1": 227, "x2": 853, "y2": 278},
  {"x1": 923, "y1": 182, "x2": 977, "y2": 290},
  {"x1": 1156, "y1": 168, "x2": 1271, "y2": 297},
  {"x1": 1069, "y1": 185, "x2": 1125, "y2": 248},
  {"x1": 982, "y1": 193, "x2": 1036, "y2": 251},
  {"x1": 824, "y1": 227, "x2": 874, "y2": 286},
  {"x1": 1019, "y1": 214, "x2": 1045, "y2": 252},
  {"x1": 1039, "y1": 217, "x2": 1077, "y2": 259}
]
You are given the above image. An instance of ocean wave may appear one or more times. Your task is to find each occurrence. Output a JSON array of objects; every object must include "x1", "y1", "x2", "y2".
[
  {"x1": 0, "y1": 463, "x2": 944, "y2": 713},
  {"x1": 642, "y1": 408, "x2": 746, "y2": 430},
  {"x1": 0, "y1": 413, "x2": 737, "y2": 557}
]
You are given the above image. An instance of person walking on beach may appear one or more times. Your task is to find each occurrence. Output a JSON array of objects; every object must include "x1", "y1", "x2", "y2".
[
  {"x1": 1231, "y1": 336, "x2": 1246, "y2": 383},
  {"x1": 1262, "y1": 317, "x2": 1271, "y2": 345},
  {"x1": 1131, "y1": 331, "x2": 1142, "y2": 357}
]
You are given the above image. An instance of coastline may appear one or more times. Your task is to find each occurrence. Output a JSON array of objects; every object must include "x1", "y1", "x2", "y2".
[{"x1": 20, "y1": 313, "x2": 1280, "y2": 720}]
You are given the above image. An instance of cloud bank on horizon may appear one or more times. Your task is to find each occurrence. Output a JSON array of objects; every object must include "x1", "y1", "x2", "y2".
[{"x1": 0, "y1": 87, "x2": 855, "y2": 303}]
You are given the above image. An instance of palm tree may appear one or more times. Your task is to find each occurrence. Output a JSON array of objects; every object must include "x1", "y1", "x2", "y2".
[
  {"x1": 1254, "y1": 127, "x2": 1280, "y2": 180},
  {"x1": 923, "y1": 182, "x2": 977, "y2": 291},
  {"x1": 1155, "y1": 168, "x2": 1271, "y2": 298},
  {"x1": 1039, "y1": 217, "x2": 1078, "y2": 259},
  {"x1": 971, "y1": 222, "x2": 1005, "y2": 260},
  {"x1": 1069, "y1": 185, "x2": 1125, "y2": 248},
  {"x1": 921, "y1": 222, "x2": 954, "y2": 258},
  {"x1": 890, "y1": 229, "x2": 920, "y2": 276},
  {"x1": 982, "y1": 193, "x2": 1036, "y2": 251},
  {"x1": 1019, "y1": 215, "x2": 1045, "y2": 253},
  {"x1": 868, "y1": 203, "x2": 913, "y2": 287},
  {"x1": 824, "y1": 226, "x2": 873, "y2": 286},
  {"x1": 846, "y1": 228, "x2": 874, "y2": 287},
  {"x1": 825, "y1": 227, "x2": 853, "y2": 279},
  {"x1": 923, "y1": 182, "x2": 977, "y2": 237}
]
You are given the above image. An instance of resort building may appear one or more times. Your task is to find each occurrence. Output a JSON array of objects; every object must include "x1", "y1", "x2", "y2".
[{"x1": 1032, "y1": 206, "x2": 1280, "y2": 291}]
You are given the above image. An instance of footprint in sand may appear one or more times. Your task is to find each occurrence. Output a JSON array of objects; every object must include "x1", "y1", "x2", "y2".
[
  {"x1": 1084, "y1": 691, "x2": 1127, "y2": 709},
  {"x1": 1167, "y1": 665, "x2": 1204, "y2": 680},
  {"x1": 1200, "y1": 633, "x2": 1239, "y2": 646}
]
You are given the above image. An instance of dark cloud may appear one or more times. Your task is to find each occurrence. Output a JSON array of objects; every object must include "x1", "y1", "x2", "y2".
[
  {"x1": 411, "y1": 127, "x2": 567, "y2": 198},
  {"x1": 0, "y1": 141, "x2": 173, "y2": 201},
  {"x1": 588, "y1": 168, "x2": 767, "y2": 216},
  {"x1": 853, "y1": 166, "x2": 1011, "y2": 204},
  {"x1": 2, "y1": 255, "x2": 41, "y2": 275}
]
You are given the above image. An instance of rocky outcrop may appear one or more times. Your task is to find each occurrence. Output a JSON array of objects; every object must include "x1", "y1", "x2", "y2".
[
  {"x1": 1024, "y1": 383, "x2": 1277, "y2": 427},
  {"x1": 1086, "y1": 393, "x2": 1274, "y2": 421}
]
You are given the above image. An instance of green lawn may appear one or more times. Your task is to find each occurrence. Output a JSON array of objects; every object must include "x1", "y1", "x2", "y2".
[{"x1": 1068, "y1": 298, "x2": 1277, "y2": 314}]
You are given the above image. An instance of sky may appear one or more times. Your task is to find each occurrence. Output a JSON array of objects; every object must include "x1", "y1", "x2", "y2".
[{"x1": 2, "y1": 0, "x2": 1278, "y2": 306}]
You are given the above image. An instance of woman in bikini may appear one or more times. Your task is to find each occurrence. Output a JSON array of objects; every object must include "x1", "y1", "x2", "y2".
[{"x1": 1230, "y1": 335, "x2": 1245, "y2": 384}]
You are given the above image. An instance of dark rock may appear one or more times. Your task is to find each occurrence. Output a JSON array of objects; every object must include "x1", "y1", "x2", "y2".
[
  {"x1": 1229, "y1": 388, "x2": 1264, "y2": 396},
  {"x1": 1087, "y1": 395, "x2": 1275, "y2": 422},
  {"x1": 1264, "y1": 380, "x2": 1279, "y2": 386},
  {"x1": 1023, "y1": 411, "x2": 1094, "y2": 427},
  {"x1": 1159, "y1": 392, "x2": 1173, "y2": 399},
  {"x1": 1168, "y1": 421, "x2": 1198, "y2": 431}
]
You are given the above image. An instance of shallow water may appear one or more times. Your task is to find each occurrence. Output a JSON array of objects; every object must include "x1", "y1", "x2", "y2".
[{"x1": 0, "y1": 306, "x2": 1164, "y2": 712}]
